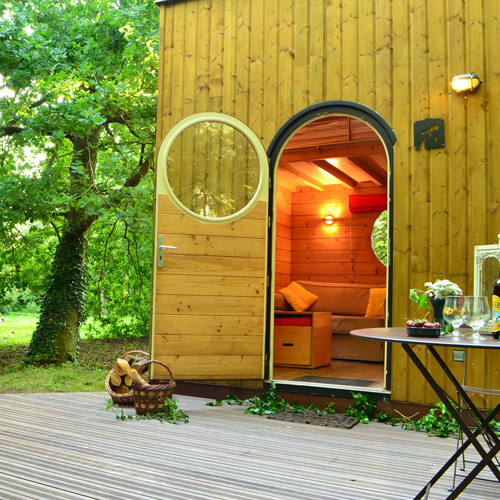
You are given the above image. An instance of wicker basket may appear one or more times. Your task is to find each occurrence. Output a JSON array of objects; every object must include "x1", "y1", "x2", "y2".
[
  {"x1": 132, "y1": 360, "x2": 176, "y2": 416},
  {"x1": 105, "y1": 350, "x2": 149, "y2": 405}
]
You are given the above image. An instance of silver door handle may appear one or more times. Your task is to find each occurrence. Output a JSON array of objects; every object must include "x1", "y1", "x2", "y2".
[{"x1": 157, "y1": 236, "x2": 177, "y2": 268}]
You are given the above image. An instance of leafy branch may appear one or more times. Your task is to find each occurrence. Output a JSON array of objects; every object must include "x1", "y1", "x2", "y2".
[{"x1": 105, "y1": 397, "x2": 189, "y2": 424}]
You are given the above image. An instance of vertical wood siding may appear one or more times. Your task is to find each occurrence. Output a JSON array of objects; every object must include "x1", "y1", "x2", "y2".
[{"x1": 157, "y1": 0, "x2": 500, "y2": 407}]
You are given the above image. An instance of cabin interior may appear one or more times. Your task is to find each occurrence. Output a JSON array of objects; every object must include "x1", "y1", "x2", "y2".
[{"x1": 271, "y1": 115, "x2": 388, "y2": 391}]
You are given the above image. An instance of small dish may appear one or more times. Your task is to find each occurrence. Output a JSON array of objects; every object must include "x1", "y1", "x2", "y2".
[{"x1": 406, "y1": 326, "x2": 442, "y2": 338}]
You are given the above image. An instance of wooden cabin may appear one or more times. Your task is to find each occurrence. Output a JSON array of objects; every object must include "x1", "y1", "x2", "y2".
[{"x1": 150, "y1": 0, "x2": 500, "y2": 410}]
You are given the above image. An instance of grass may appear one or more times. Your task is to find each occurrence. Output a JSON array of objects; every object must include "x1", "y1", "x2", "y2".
[
  {"x1": 0, "y1": 312, "x2": 39, "y2": 344},
  {"x1": 0, "y1": 312, "x2": 149, "y2": 394}
]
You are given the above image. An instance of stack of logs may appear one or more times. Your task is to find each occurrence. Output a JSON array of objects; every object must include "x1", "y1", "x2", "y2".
[{"x1": 109, "y1": 353, "x2": 149, "y2": 394}]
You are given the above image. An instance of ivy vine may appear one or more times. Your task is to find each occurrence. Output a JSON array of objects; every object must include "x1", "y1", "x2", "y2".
[
  {"x1": 23, "y1": 232, "x2": 88, "y2": 365},
  {"x1": 207, "y1": 387, "x2": 500, "y2": 439}
]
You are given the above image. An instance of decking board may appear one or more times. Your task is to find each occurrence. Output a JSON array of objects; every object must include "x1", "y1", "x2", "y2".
[{"x1": 0, "y1": 393, "x2": 498, "y2": 499}]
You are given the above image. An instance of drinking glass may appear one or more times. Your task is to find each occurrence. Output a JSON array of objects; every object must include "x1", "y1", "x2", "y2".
[
  {"x1": 461, "y1": 296, "x2": 491, "y2": 340},
  {"x1": 443, "y1": 296, "x2": 464, "y2": 336}
]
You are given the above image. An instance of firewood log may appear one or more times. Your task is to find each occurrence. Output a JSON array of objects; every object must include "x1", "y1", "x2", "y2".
[
  {"x1": 116, "y1": 385, "x2": 131, "y2": 394},
  {"x1": 124, "y1": 374, "x2": 133, "y2": 387},
  {"x1": 114, "y1": 361, "x2": 127, "y2": 376},
  {"x1": 110, "y1": 371, "x2": 122, "y2": 387},
  {"x1": 115, "y1": 359, "x2": 150, "y2": 386}
]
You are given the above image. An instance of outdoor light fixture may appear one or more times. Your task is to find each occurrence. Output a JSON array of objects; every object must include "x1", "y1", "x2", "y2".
[
  {"x1": 323, "y1": 214, "x2": 335, "y2": 226},
  {"x1": 451, "y1": 72, "x2": 482, "y2": 93}
]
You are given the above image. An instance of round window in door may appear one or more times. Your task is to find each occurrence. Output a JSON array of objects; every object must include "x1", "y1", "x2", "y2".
[{"x1": 158, "y1": 113, "x2": 266, "y2": 221}]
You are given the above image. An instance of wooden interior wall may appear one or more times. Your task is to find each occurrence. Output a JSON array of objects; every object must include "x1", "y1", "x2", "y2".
[
  {"x1": 290, "y1": 185, "x2": 387, "y2": 285},
  {"x1": 275, "y1": 184, "x2": 292, "y2": 292},
  {"x1": 157, "y1": 0, "x2": 500, "y2": 407}
]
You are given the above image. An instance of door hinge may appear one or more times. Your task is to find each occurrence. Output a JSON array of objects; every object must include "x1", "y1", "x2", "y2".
[
  {"x1": 268, "y1": 216, "x2": 271, "y2": 228},
  {"x1": 266, "y1": 275, "x2": 270, "y2": 288},
  {"x1": 157, "y1": 235, "x2": 177, "y2": 268}
]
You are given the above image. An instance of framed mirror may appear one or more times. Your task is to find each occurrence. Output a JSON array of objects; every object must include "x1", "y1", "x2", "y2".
[{"x1": 474, "y1": 244, "x2": 500, "y2": 328}]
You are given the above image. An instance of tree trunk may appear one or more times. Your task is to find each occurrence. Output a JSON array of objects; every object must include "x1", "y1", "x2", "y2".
[
  {"x1": 24, "y1": 128, "x2": 102, "y2": 365},
  {"x1": 23, "y1": 232, "x2": 88, "y2": 364}
]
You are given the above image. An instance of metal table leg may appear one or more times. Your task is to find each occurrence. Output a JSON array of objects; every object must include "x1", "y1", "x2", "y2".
[{"x1": 401, "y1": 343, "x2": 500, "y2": 500}]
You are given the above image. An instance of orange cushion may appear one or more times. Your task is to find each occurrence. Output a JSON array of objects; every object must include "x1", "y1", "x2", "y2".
[
  {"x1": 365, "y1": 288, "x2": 386, "y2": 317},
  {"x1": 279, "y1": 282, "x2": 319, "y2": 312}
]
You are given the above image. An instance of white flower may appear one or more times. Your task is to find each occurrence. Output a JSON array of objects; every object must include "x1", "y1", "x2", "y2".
[{"x1": 424, "y1": 279, "x2": 463, "y2": 299}]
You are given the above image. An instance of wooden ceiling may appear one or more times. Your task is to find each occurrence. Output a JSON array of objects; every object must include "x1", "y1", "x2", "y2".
[{"x1": 278, "y1": 116, "x2": 388, "y2": 191}]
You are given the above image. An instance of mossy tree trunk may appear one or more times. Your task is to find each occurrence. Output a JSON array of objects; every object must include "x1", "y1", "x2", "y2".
[
  {"x1": 23, "y1": 233, "x2": 88, "y2": 364},
  {"x1": 24, "y1": 130, "x2": 101, "y2": 365}
]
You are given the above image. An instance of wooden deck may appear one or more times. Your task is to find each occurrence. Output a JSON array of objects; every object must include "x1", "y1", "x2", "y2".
[{"x1": 0, "y1": 392, "x2": 498, "y2": 500}]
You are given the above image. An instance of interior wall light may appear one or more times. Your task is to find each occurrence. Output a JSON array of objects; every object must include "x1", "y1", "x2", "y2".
[
  {"x1": 451, "y1": 72, "x2": 482, "y2": 93},
  {"x1": 323, "y1": 214, "x2": 335, "y2": 226}
]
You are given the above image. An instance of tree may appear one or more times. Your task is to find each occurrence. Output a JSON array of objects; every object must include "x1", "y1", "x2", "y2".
[
  {"x1": 0, "y1": 0, "x2": 158, "y2": 363},
  {"x1": 371, "y1": 210, "x2": 388, "y2": 265}
]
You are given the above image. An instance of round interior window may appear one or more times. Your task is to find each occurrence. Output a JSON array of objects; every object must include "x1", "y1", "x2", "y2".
[
  {"x1": 165, "y1": 121, "x2": 261, "y2": 219},
  {"x1": 371, "y1": 210, "x2": 388, "y2": 266}
]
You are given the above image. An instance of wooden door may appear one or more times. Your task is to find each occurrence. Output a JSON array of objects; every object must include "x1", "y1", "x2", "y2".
[{"x1": 151, "y1": 113, "x2": 269, "y2": 380}]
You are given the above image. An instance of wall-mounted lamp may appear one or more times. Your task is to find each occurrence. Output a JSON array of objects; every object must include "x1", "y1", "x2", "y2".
[
  {"x1": 451, "y1": 72, "x2": 482, "y2": 93},
  {"x1": 323, "y1": 214, "x2": 336, "y2": 226}
]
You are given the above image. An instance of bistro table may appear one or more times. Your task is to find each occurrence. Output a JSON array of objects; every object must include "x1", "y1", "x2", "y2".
[{"x1": 350, "y1": 327, "x2": 500, "y2": 500}]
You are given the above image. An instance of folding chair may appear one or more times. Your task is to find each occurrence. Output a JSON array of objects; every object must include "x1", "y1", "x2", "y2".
[{"x1": 450, "y1": 349, "x2": 500, "y2": 491}]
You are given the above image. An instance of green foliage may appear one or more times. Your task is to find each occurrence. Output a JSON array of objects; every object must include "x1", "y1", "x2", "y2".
[
  {"x1": 371, "y1": 210, "x2": 388, "y2": 265},
  {"x1": 204, "y1": 389, "x2": 500, "y2": 439},
  {"x1": 373, "y1": 411, "x2": 394, "y2": 424},
  {"x1": 105, "y1": 398, "x2": 189, "y2": 424},
  {"x1": 401, "y1": 402, "x2": 459, "y2": 437},
  {"x1": 1, "y1": 288, "x2": 41, "y2": 314},
  {"x1": 205, "y1": 399, "x2": 224, "y2": 407},
  {"x1": 205, "y1": 383, "x2": 338, "y2": 416},
  {"x1": 84, "y1": 206, "x2": 153, "y2": 338},
  {"x1": 0, "y1": 0, "x2": 159, "y2": 357},
  {"x1": 487, "y1": 409, "x2": 500, "y2": 433},
  {"x1": 243, "y1": 383, "x2": 291, "y2": 415},
  {"x1": 409, "y1": 289, "x2": 432, "y2": 310},
  {"x1": 0, "y1": 222, "x2": 55, "y2": 311},
  {"x1": 345, "y1": 392, "x2": 378, "y2": 424}
]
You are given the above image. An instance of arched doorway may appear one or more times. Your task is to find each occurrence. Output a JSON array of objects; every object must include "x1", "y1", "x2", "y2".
[{"x1": 266, "y1": 101, "x2": 396, "y2": 398}]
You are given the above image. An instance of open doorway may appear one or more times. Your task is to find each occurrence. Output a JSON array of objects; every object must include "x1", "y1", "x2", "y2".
[{"x1": 270, "y1": 112, "x2": 391, "y2": 393}]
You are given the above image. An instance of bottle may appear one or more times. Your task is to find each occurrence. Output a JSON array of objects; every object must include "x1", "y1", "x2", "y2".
[{"x1": 492, "y1": 272, "x2": 500, "y2": 339}]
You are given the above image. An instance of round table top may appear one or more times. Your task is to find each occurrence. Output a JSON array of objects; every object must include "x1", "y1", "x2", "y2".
[{"x1": 350, "y1": 327, "x2": 500, "y2": 349}]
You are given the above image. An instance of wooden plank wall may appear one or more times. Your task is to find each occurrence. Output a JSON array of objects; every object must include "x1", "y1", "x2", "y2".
[
  {"x1": 275, "y1": 184, "x2": 292, "y2": 292},
  {"x1": 154, "y1": 195, "x2": 266, "y2": 382},
  {"x1": 156, "y1": 0, "x2": 500, "y2": 407},
  {"x1": 290, "y1": 185, "x2": 387, "y2": 284}
]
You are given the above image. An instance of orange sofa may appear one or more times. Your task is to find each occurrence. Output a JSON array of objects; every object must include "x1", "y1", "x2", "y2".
[{"x1": 274, "y1": 281, "x2": 386, "y2": 362}]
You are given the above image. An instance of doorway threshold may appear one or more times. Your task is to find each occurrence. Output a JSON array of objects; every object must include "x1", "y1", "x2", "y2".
[{"x1": 267, "y1": 380, "x2": 391, "y2": 402}]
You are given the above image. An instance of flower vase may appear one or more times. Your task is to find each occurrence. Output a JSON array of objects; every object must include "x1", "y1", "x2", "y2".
[{"x1": 430, "y1": 298, "x2": 446, "y2": 329}]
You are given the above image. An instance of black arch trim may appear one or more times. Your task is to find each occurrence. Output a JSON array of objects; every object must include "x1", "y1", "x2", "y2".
[
  {"x1": 265, "y1": 100, "x2": 396, "y2": 394},
  {"x1": 267, "y1": 100, "x2": 397, "y2": 163}
]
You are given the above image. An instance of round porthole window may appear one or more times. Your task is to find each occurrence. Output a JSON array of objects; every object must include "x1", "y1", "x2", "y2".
[
  {"x1": 159, "y1": 114, "x2": 266, "y2": 221},
  {"x1": 371, "y1": 210, "x2": 388, "y2": 266}
]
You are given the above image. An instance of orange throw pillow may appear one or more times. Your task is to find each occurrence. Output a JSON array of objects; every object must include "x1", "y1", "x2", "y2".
[
  {"x1": 365, "y1": 288, "x2": 386, "y2": 317},
  {"x1": 279, "y1": 282, "x2": 319, "y2": 312}
]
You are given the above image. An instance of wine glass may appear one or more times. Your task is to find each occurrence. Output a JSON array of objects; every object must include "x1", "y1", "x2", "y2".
[
  {"x1": 443, "y1": 296, "x2": 464, "y2": 336},
  {"x1": 461, "y1": 296, "x2": 491, "y2": 340}
]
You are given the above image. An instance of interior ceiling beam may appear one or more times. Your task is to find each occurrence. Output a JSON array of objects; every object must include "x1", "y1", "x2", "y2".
[
  {"x1": 347, "y1": 156, "x2": 387, "y2": 187},
  {"x1": 311, "y1": 160, "x2": 358, "y2": 188},
  {"x1": 279, "y1": 163, "x2": 324, "y2": 191},
  {"x1": 279, "y1": 141, "x2": 385, "y2": 163}
]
